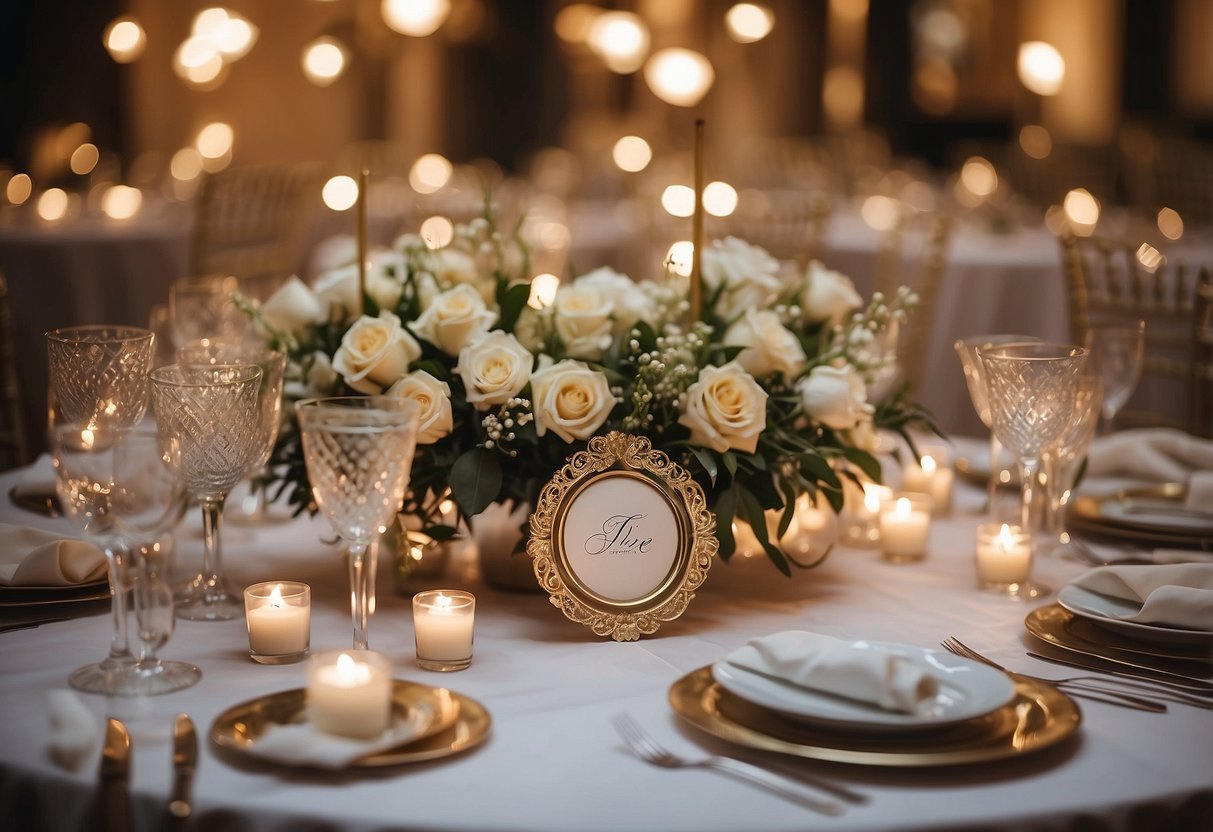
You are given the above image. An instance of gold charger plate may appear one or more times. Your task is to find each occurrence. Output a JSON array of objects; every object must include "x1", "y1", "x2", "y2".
[
  {"x1": 1025, "y1": 604, "x2": 1213, "y2": 666},
  {"x1": 210, "y1": 680, "x2": 490, "y2": 768},
  {"x1": 668, "y1": 666, "x2": 1080, "y2": 767},
  {"x1": 0, "y1": 579, "x2": 110, "y2": 607},
  {"x1": 1068, "y1": 484, "x2": 1213, "y2": 549}
]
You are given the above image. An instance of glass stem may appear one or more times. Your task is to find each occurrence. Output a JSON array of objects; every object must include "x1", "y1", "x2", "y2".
[
  {"x1": 1019, "y1": 456, "x2": 1041, "y2": 534},
  {"x1": 199, "y1": 496, "x2": 226, "y2": 601},
  {"x1": 103, "y1": 542, "x2": 133, "y2": 664},
  {"x1": 985, "y1": 432, "x2": 1003, "y2": 519},
  {"x1": 348, "y1": 540, "x2": 378, "y2": 650}
]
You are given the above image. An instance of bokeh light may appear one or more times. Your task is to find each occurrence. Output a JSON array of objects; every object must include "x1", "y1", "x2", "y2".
[
  {"x1": 302, "y1": 37, "x2": 348, "y2": 86},
  {"x1": 382, "y1": 0, "x2": 451, "y2": 37},
  {"x1": 554, "y1": 4, "x2": 601, "y2": 44},
  {"x1": 6, "y1": 174, "x2": 32, "y2": 205},
  {"x1": 959, "y1": 156, "x2": 998, "y2": 197},
  {"x1": 1017, "y1": 41, "x2": 1065, "y2": 96},
  {"x1": 644, "y1": 48, "x2": 715, "y2": 107},
  {"x1": 322, "y1": 176, "x2": 359, "y2": 211},
  {"x1": 1157, "y1": 207, "x2": 1184, "y2": 241},
  {"x1": 104, "y1": 17, "x2": 146, "y2": 63},
  {"x1": 37, "y1": 188, "x2": 69, "y2": 221},
  {"x1": 409, "y1": 153, "x2": 453, "y2": 194},
  {"x1": 861, "y1": 195, "x2": 900, "y2": 230},
  {"x1": 420, "y1": 215, "x2": 455, "y2": 248},
  {"x1": 195, "y1": 122, "x2": 234, "y2": 159},
  {"x1": 1018, "y1": 124, "x2": 1053, "y2": 159},
  {"x1": 661, "y1": 185, "x2": 696, "y2": 218},
  {"x1": 70, "y1": 144, "x2": 100, "y2": 176},
  {"x1": 703, "y1": 181, "x2": 738, "y2": 217},
  {"x1": 528, "y1": 273, "x2": 560, "y2": 309},
  {"x1": 612, "y1": 136, "x2": 652, "y2": 173},
  {"x1": 587, "y1": 11, "x2": 649, "y2": 74},
  {"x1": 101, "y1": 185, "x2": 143, "y2": 220},
  {"x1": 665, "y1": 241, "x2": 694, "y2": 277},
  {"x1": 1063, "y1": 188, "x2": 1100, "y2": 234},
  {"x1": 725, "y1": 4, "x2": 775, "y2": 43},
  {"x1": 171, "y1": 147, "x2": 205, "y2": 181}
]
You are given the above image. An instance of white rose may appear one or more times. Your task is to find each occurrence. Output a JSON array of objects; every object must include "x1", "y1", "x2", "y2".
[
  {"x1": 723, "y1": 308, "x2": 807, "y2": 379},
  {"x1": 798, "y1": 363, "x2": 874, "y2": 430},
  {"x1": 332, "y1": 311, "x2": 422, "y2": 394},
  {"x1": 386, "y1": 370, "x2": 453, "y2": 445},
  {"x1": 573, "y1": 266, "x2": 655, "y2": 333},
  {"x1": 261, "y1": 276, "x2": 322, "y2": 335},
  {"x1": 313, "y1": 250, "x2": 405, "y2": 320},
  {"x1": 426, "y1": 247, "x2": 495, "y2": 303},
  {"x1": 456, "y1": 331, "x2": 533, "y2": 409},
  {"x1": 701, "y1": 237, "x2": 782, "y2": 321},
  {"x1": 529, "y1": 359, "x2": 615, "y2": 443},
  {"x1": 801, "y1": 260, "x2": 862, "y2": 324},
  {"x1": 304, "y1": 350, "x2": 339, "y2": 396},
  {"x1": 679, "y1": 362, "x2": 768, "y2": 454},
  {"x1": 847, "y1": 417, "x2": 880, "y2": 453},
  {"x1": 410, "y1": 284, "x2": 497, "y2": 356},
  {"x1": 553, "y1": 284, "x2": 614, "y2": 360}
]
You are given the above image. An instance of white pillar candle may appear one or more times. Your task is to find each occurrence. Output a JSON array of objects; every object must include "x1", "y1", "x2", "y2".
[
  {"x1": 878, "y1": 494, "x2": 932, "y2": 563},
  {"x1": 901, "y1": 446, "x2": 954, "y2": 515},
  {"x1": 244, "y1": 582, "x2": 310, "y2": 664},
  {"x1": 412, "y1": 590, "x2": 476, "y2": 672},
  {"x1": 842, "y1": 481, "x2": 891, "y2": 547},
  {"x1": 975, "y1": 523, "x2": 1033, "y2": 589},
  {"x1": 307, "y1": 650, "x2": 392, "y2": 739}
]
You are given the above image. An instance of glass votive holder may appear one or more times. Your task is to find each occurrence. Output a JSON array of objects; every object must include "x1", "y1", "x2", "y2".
[
  {"x1": 307, "y1": 649, "x2": 393, "y2": 739},
  {"x1": 878, "y1": 493, "x2": 933, "y2": 563},
  {"x1": 901, "y1": 443, "x2": 954, "y2": 515},
  {"x1": 841, "y1": 481, "x2": 892, "y2": 547},
  {"x1": 975, "y1": 523, "x2": 1035, "y2": 597},
  {"x1": 412, "y1": 590, "x2": 476, "y2": 672},
  {"x1": 243, "y1": 581, "x2": 310, "y2": 664}
]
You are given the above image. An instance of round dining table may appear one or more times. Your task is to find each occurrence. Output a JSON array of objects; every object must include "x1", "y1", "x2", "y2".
[{"x1": 1, "y1": 447, "x2": 1211, "y2": 832}]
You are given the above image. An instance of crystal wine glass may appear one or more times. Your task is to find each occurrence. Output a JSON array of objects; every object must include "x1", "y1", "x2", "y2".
[
  {"x1": 1039, "y1": 373, "x2": 1103, "y2": 555},
  {"x1": 1085, "y1": 320, "x2": 1145, "y2": 433},
  {"x1": 150, "y1": 363, "x2": 265, "y2": 621},
  {"x1": 298, "y1": 397, "x2": 419, "y2": 650},
  {"x1": 46, "y1": 325, "x2": 154, "y2": 694},
  {"x1": 978, "y1": 342, "x2": 1089, "y2": 538},
  {"x1": 169, "y1": 274, "x2": 247, "y2": 350}
]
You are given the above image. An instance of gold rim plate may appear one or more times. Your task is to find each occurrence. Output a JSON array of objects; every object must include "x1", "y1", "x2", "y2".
[
  {"x1": 1069, "y1": 484, "x2": 1213, "y2": 546},
  {"x1": 1025, "y1": 604, "x2": 1213, "y2": 665},
  {"x1": 954, "y1": 456, "x2": 1018, "y2": 489},
  {"x1": 0, "y1": 580, "x2": 110, "y2": 606},
  {"x1": 210, "y1": 680, "x2": 490, "y2": 769},
  {"x1": 669, "y1": 666, "x2": 1080, "y2": 767}
]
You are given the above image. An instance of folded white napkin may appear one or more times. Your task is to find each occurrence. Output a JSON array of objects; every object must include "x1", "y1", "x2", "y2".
[
  {"x1": 1087, "y1": 429, "x2": 1213, "y2": 482},
  {"x1": 46, "y1": 689, "x2": 99, "y2": 771},
  {"x1": 1153, "y1": 549, "x2": 1213, "y2": 565},
  {"x1": 0, "y1": 525, "x2": 107, "y2": 586},
  {"x1": 1071, "y1": 563, "x2": 1213, "y2": 631},
  {"x1": 723, "y1": 631, "x2": 941, "y2": 714},
  {"x1": 246, "y1": 707, "x2": 431, "y2": 770},
  {"x1": 10, "y1": 454, "x2": 55, "y2": 499}
]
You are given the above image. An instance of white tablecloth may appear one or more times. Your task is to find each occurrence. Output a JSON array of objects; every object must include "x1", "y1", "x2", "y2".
[{"x1": 0, "y1": 452, "x2": 1210, "y2": 832}]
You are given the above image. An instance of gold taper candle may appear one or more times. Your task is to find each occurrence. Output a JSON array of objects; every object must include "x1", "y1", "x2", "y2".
[
  {"x1": 357, "y1": 168, "x2": 368, "y2": 312},
  {"x1": 690, "y1": 119, "x2": 705, "y2": 325}
]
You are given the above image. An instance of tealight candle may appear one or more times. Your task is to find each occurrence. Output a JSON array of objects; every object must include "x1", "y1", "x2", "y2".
[
  {"x1": 842, "y1": 481, "x2": 892, "y2": 547},
  {"x1": 878, "y1": 494, "x2": 932, "y2": 563},
  {"x1": 244, "y1": 581, "x2": 310, "y2": 664},
  {"x1": 307, "y1": 650, "x2": 392, "y2": 739},
  {"x1": 901, "y1": 445, "x2": 954, "y2": 515},
  {"x1": 412, "y1": 590, "x2": 476, "y2": 672},
  {"x1": 975, "y1": 523, "x2": 1034, "y2": 594}
]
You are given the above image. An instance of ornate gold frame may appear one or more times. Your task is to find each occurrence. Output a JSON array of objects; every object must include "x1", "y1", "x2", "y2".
[{"x1": 527, "y1": 432, "x2": 717, "y2": 641}]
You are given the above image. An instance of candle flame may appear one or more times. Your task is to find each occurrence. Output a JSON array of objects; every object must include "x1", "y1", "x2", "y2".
[
  {"x1": 997, "y1": 523, "x2": 1015, "y2": 553},
  {"x1": 920, "y1": 455, "x2": 936, "y2": 475},
  {"x1": 80, "y1": 428, "x2": 95, "y2": 449},
  {"x1": 894, "y1": 497, "x2": 912, "y2": 517},
  {"x1": 863, "y1": 483, "x2": 882, "y2": 513},
  {"x1": 269, "y1": 584, "x2": 284, "y2": 607},
  {"x1": 435, "y1": 594, "x2": 452, "y2": 610}
]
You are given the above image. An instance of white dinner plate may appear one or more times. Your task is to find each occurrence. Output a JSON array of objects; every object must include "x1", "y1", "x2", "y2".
[
  {"x1": 1099, "y1": 496, "x2": 1213, "y2": 534},
  {"x1": 710, "y1": 641, "x2": 1016, "y2": 732},
  {"x1": 1057, "y1": 584, "x2": 1213, "y2": 646}
]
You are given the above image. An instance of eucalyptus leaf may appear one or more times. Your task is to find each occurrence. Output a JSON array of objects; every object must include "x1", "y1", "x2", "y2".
[{"x1": 450, "y1": 448, "x2": 503, "y2": 516}]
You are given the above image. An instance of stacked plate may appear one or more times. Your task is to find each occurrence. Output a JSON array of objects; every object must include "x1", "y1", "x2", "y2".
[
  {"x1": 0, "y1": 579, "x2": 110, "y2": 609},
  {"x1": 1067, "y1": 483, "x2": 1213, "y2": 549},
  {"x1": 669, "y1": 641, "x2": 1081, "y2": 767}
]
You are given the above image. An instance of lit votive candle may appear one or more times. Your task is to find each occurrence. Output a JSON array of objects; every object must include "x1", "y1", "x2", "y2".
[
  {"x1": 244, "y1": 581, "x2": 310, "y2": 664},
  {"x1": 878, "y1": 494, "x2": 932, "y2": 563},
  {"x1": 901, "y1": 445, "x2": 954, "y2": 515},
  {"x1": 413, "y1": 590, "x2": 476, "y2": 672},
  {"x1": 307, "y1": 650, "x2": 392, "y2": 739},
  {"x1": 975, "y1": 523, "x2": 1034, "y2": 595},
  {"x1": 842, "y1": 481, "x2": 892, "y2": 547}
]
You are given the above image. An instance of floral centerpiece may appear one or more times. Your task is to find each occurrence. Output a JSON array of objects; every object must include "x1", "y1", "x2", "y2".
[{"x1": 249, "y1": 207, "x2": 928, "y2": 575}]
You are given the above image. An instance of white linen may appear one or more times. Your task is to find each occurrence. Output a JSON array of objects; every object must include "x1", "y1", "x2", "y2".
[
  {"x1": 0, "y1": 524, "x2": 106, "y2": 586},
  {"x1": 45, "y1": 690, "x2": 98, "y2": 771},
  {"x1": 1086, "y1": 429, "x2": 1213, "y2": 482},
  {"x1": 1184, "y1": 470, "x2": 1213, "y2": 511},
  {"x1": 246, "y1": 707, "x2": 432, "y2": 770},
  {"x1": 1070, "y1": 563, "x2": 1213, "y2": 630},
  {"x1": 722, "y1": 630, "x2": 940, "y2": 713}
]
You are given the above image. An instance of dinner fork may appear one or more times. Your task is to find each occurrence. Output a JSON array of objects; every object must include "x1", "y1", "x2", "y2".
[
  {"x1": 610, "y1": 712, "x2": 849, "y2": 815},
  {"x1": 940, "y1": 638, "x2": 1167, "y2": 712}
]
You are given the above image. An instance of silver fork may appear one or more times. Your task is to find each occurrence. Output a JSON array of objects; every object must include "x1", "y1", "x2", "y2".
[
  {"x1": 940, "y1": 638, "x2": 1167, "y2": 712},
  {"x1": 610, "y1": 712, "x2": 851, "y2": 815}
]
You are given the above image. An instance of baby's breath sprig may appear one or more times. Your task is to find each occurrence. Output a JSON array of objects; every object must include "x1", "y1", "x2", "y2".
[{"x1": 480, "y1": 396, "x2": 534, "y2": 458}]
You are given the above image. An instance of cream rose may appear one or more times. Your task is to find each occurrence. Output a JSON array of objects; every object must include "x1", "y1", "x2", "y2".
[
  {"x1": 426, "y1": 247, "x2": 495, "y2": 303},
  {"x1": 261, "y1": 276, "x2": 322, "y2": 335},
  {"x1": 410, "y1": 284, "x2": 497, "y2": 356},
  {"x1": 723, "y1": 308, "x2": 807, "y2": 379},
  {"x1": 386, "y1": 370, "x2": 453, "y2": 444},
  {"x1": 456, "y1": 331, "x2": 533, "y2": 409},
  {"x1": 553, "y1": 284, "x2": 614, "y2": 360},
  {"x1": 801, "y1": 260, "x2": 862, "y2": 324},
  {"x1": 304, "y1": 350, "x2": 339, "y2": 396},
  {"x1": 573, "y1": 266, "x2": 655, "y2": 333},
  {"x1": 529, "y1": 359, "x2": 615, "y2": 443},
  {"x1": 798, "y1": 363, "x2": 874, "y2": 430},
  {"x1": 701, "y1": 237, "x2": 782, "y2": 321},
  {"x1": 332, "y1": 311, "x2": 422, "y2": 394},
  {"x1": 314, "y1": 250, "x2": 405, "y2": 320},
  {"x1": 679, "y1": 362, "x2": 768, "y2": 454}
]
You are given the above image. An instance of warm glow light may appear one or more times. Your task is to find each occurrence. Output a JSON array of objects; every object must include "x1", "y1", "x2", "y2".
[
  {"x1": 822, "y1": 66, "x2": 864, "y2": 126},
  {"x1": 587, "y1": 11, "x2": 649, "y2": 74},
  {"x1": 1017, "y1": 41, "x2": 1065, "y2": 96},
  {"x1": 302, "y1": 37, "x2": 348, "y2": 86},
  {"x1": 863, "y1": 483, "x2": 882, "y2": 513},
  {"x1": 1136, "y1": 242, "x2": 1165, "y2": 274},
  {"x1": 170, "y1": 147, "x2": 204, "y2": 181},
  {"x1": 644, "y1": 48, "x2": 714, "y2": 106},
  {"x1": 322, "y1": 175, "x2": 359, "y2": 211},
  {"x1": 6, "y1": 173, "x2": 32, "y2": 205},
  {"x1": 665, "y1": 241, "x2": 694, "y2": 277},
  {"x1": 69, "y1": 143, "x2": 99, "y2": 176},
  {"x1": 703, "y1": 181, "x2": 738, "y2": 217},
  {"x1": 212, "y1": 16, "x2": 257, "y2": 59},
  {"x1": 554, "y1": 4, "x2": 601, "y2": 44},
  {"x1": 196, "y1": 122, "x2": 234, "y2": 159},
  {"x1": 101, "y1": 185, "x2": 142, "y2": 220},
  {"x1": 37, "y1": 188, "x2": 69, "y2": 221},
  {"x1": 725, "y1": 4, "x2": 775, "y2": 43},
  {"x1": 661, "y1": 184, "x2": 696, "y2": 218},
  {"x1": 409, "y1": 153, "x2": 453, "y2": 194},
  {"x1": 382, "y1": 0, "x2": 451, "y2": 37},
  {"x1": 960, "y1": 156, "x2": 998, "y2": 197},
  {"x1": 419, "y1": 215, "x2": 455, "y2": 248},
  {"x1": 1019, "y1": 124, "x2": 1052, "y2": 159},
  {"x1": 1157, "y1": 207, "x2": 1184, "y2": 240},
  {"x1": 104, "y1": 17, "x2": 146, "y2": 63},
  {"x1": 860, "y1": 195, "x2": 900, "y2": 231},
  {"x1": 175, "y1": 36, "x2": 225, "y2": 87},
  {"x1": 612, "y1": 135, "x2": 652, "y2": 173},
  {"x1": 528, "y1": 273, "x2": 560, "y2": 309},
  {"x1": 1063, "y1": 188, "x2": 1100, "y2": 228}
]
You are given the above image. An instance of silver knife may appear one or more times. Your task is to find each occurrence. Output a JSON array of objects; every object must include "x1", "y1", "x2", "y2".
[
  {"x1": 169, "y1": 714, "x2": 197, "y2": 824},
  {"x1": 99, "y1": 718, "x2": 131, "y2": 832}
]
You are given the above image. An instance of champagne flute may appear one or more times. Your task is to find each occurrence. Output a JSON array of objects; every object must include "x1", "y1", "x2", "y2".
[
  {"x1": 1039, "y1": 373, "x2": 1103, "y2": 555},
  {"x1": 150, "y1": 363, "x2": 265, "y2": 621},
  {"x1": 1085, "y1": 320, "x2": 1145, "y2": 433},
  {"x1": 298, "y1": 397, "x2": 419, "y2": 650}
]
